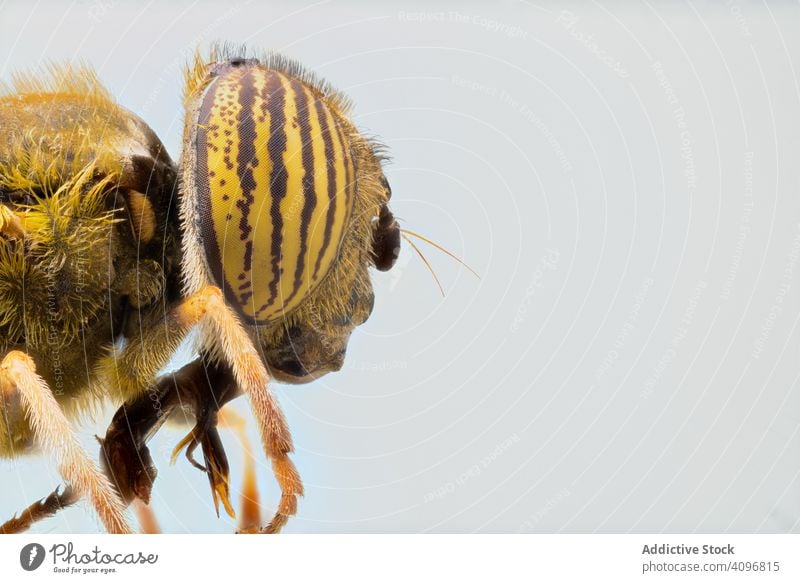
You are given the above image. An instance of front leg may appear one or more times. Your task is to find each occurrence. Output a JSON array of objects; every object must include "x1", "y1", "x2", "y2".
[
  {"x1": 0, "y1": 351, "x2": 131, "y2": 534},
  {"x1": 0, "y1": 486, "x2": 78, "y2": 534},
  {"x1": 98, "y1": 381, "x2": 173, "y2": 506},
  {"x1": 107, "y1": 284, "x2": 302, "y2": 533},
  {"x1": 101, "y1": 357, "x2": 241, "y2": 517}
]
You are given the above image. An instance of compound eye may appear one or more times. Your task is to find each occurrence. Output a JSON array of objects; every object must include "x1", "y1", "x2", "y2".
[
  {"x1": 190, "y1": 65, "x2": 356, "y2": 324},
  {"x1": 372, "y1": 203, "x2": 400, "y2": 271}
]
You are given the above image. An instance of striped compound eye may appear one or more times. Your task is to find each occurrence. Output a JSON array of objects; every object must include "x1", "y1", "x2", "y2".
[{"x1": 189, "y1": 61, "x2": 356, "y2": 325}]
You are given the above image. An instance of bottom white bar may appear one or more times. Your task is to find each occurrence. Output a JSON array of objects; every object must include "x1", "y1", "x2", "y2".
[{"x1": 0, "y1": 534, "x2": 797, "y2": 582}]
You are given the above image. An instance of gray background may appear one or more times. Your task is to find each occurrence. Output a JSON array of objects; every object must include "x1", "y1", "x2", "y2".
[{"x1": 1, "y1": 0, "x2": 799, "y2": 533}]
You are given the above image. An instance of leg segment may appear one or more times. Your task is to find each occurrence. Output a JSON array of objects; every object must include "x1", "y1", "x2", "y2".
[
  {"x1": 101, "y1": 357, "x2": 239, "y2": 516},
  {"x1": 218, "y1": 407, "x2": 262, "y2": 533},
  {"x1": 105, "y1": 285, "x2": 301, "y2": 533},
  {"x1": 0, "y1": 351, "x2": 131, "y2": 534},
  {"x1": 98, "y1": 384, "x2": 169, "y2": 506},
  {"x1": 132, "y1": 499, "x2": 161, "y2": 534},
  {"x1": 174, "y1": 286, "x2": 303, "y2": 533},
  {"x1": 0, "y1": 485, "x2": 78, "y2": 534},
  {"x1": 102, "y1": 368, "x2": 264, "y2": 534}
]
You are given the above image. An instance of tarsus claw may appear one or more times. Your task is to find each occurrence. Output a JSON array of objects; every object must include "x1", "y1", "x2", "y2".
[{"x1": 172, "y1": 416, "x2": 234, "y2": 519}]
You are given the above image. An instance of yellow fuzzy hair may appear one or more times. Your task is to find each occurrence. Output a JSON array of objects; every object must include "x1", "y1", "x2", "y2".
[
  {"x1": 0, "y1": 62, "x2": 115, "y2": 105},
  {"x1": 0, "y1": 160, "x2": 120, "y2": 349},
  {"x1": 183, "y1": 43, "x2": 354, "y2": 120}
]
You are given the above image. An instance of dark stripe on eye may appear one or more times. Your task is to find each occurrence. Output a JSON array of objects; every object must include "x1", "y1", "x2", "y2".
[
  {"x1": 243, "y1": 239, "x2": 253, "y2": 272},
  {"x1": 257, "y1": 72, "x2": 289, "y2": 317},
  {"x1": 196, "y1": 76, "x2": 232, "y2": 305},
  {"x1": 283, "y1": 80, "x2": 317, "y2": 307},
  {"x1": 311, "y1": 98, "x2": 337, "y2": 281},
  {"x1": 235, "y1": 71, "x2": 258, "y2": 306},
  {"x1": 332, "y1": 115, "x2": 354, "y2": 222}
]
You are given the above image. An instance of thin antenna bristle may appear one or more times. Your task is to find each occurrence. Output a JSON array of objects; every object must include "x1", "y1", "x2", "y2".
[
  {"x1": 400, "y1": 228, "x2": 481, "y2": 279},
  {"x1": 402, "y1": 233, "x2": 445, "y2": 296}
]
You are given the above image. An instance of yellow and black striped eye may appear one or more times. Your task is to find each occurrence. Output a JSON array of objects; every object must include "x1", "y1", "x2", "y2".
[{"x1": 191, "y1": 60, "x2": 356, "y2": 325}]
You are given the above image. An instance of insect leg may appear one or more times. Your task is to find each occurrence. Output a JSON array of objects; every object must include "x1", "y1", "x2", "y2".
[
  {"x1": 102, "y1": 356, "x2": 237, "y2": 516},
  {"x1": 174, "y1": 285, "x2": 303, "y2": 533},
  {"x1": 164, "y1": 359, "x2": 235, "y2": 503},
  {"x1": 0, "y1": 485, "x2": 78, "y2": 534},
  {"x1": 102, "y1": 359, "x2": 266, "y2": 533},
  {"x1": 108, "y1": 284, "x2": 301, "y2": 532},
  {"x1": 132, "y1": 499, "x2": 161, "y2": 534},
  {"x1": 99, "y1": 379, "x2": 172, "y2": 506},
  {"x1": 217, "y1": 407, "x2": 262, "y2": 533},
  {"x1": 0, "y1": 351, "x2": 132, "y2": 534}
]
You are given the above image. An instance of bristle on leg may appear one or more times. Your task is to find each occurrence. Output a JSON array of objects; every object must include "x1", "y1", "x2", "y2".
[
  {"x1": 0, "y1": 485, "x2": 78, "y2": 534},
  {"x1": 0, "y1": 351, "x2": 132, "y2": 534},
  {"x1": 173, "y1": 286, "x2": 303, "y2": 534}
]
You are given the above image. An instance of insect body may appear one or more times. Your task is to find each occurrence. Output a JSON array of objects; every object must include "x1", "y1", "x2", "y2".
[
  {"x1": 103, "y1": 51, "x2": 403, "y2": 532},
  {"x1": 0, "y1": 67, "x2": 179, "y2": 534},
  {"x1": 167, "y1": 51, "x2": 401, "y2": 529},
  {"x1": 2, "y1": 48, "x2": 402, "y2": 534}
]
